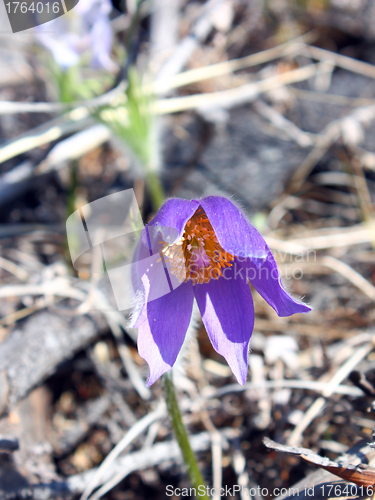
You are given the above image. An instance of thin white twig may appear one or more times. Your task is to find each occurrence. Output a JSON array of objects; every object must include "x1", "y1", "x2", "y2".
[
  {"x1": 68, "y1": 427, "x2": 239, "y2": 495},
  {"x1": 253, "y1": 100, "x2": 314, "y2": 148},
  {"x1": 153, "y1": 64, "x2": 323, "y2": 114},
  {"x1": 105, "y1": 313, "x2": 151, "y2": 400},
  {"x1": 304, "y1": 45, "x2": 375, "y2": 80},
  {"x1": 288, "y1": 104, "x2": 375, "y2": 192},
  {"x1": 265, "y1": 222, "x2": 375, "y2": 254},
  {"x1": 0, "y1": 256, "x2": 29, "y2": 281},
  {"x1": 80, "y1": 402, "x2": 166, "y2": 500},
  {"x1": 207, "y1": 379, "x2": 364, "y2": 399},
  {"x1": 0, "y1": 280, "x2": 86, "y2": 301},
  {"x1": 150, "y1": 31, "x2": 316, "y2": 94},
  {"x1": 321, "y1": 255, "x2": 375, "y2": 301},
  {"x1": 0, "y1": 107, "x2": 92, "y2": 164},
  {"x1": 287, "y1": 342, "x2": 374, "y2": 446}
]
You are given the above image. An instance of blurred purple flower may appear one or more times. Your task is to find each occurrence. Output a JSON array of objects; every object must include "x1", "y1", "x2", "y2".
[
  {"x1": 134, "y1": 196, "x2": 311, "y2": 387},
  {"x1": 35, "y1": 0, "x2": 115, "y2": 71}
]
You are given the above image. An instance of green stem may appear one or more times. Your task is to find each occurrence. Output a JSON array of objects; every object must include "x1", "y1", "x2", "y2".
[
  {"x1": 163, "y1": 371, "x2": 209, "y2": 500},
  {"x1": 146, "y1": 170, "x2": 165, "y2": 211},
  {"x1": 124, "y1": 0, "x2": 147, "y2": 53}
]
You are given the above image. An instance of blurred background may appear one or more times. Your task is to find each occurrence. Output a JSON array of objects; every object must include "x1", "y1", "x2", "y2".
[{"x1": 1, "y1": 0, "x2": 375, "y2": 499}]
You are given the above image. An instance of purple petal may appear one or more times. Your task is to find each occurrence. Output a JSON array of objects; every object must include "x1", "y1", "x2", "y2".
[
  {"x1": 36, "y1": 31, "x2": 80, "y2": 69},
  {"x1": 76, "y1": 0, "x2": 112, "y2": 17},
  {"x1": 238, "y1": 252, "x2": 311, "y2": 316},
  {"x1": 131, "y1": 222, "x2": 184, "y2": 317},
  {"x1": 136, "y1": 276, "x2": 194, "y2": 386},
  {"x1": 198, "y1": 196, "x2": 268, "y2": 261},
  {"x1": 131, "y1": 199, "x2": 198, "y2": 328},
  {"x1": 194, "y1": 260, "x2": 254, "y2": 385},
  {"x1": 148, "y1": 198, "x2": 199, "y2": 242},
  {"x1": 91, "y1": 17, "x2": 114, "y2": 71}
]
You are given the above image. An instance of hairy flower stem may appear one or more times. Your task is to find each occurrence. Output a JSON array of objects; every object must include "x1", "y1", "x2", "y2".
[{"x1": 163, "y1": 372, "x2": 209, "y2": 499}]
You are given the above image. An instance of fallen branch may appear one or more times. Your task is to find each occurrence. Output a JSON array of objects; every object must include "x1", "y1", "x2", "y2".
[
  {"x1": 0, "y1": 311, "x2": 106, "y2": 416},
  {"x1": 265, "y1": 437, "x2": 375, "y2": 500}
]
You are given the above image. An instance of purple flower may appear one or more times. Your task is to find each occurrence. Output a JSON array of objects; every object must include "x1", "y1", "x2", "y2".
[
  {"x1": 35, "y1": 0, "x2": 115, "y2": 71},
  {"x1": 134, "y1": 196, "x2": 311, "y2": 386}
]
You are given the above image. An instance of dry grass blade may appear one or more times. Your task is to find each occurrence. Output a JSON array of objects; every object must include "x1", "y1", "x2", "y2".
[
  {"x1": 232, "y1": 448, "x2": 254, "y2": 500},
  {"x1": 253, "y1": 100, "x2": 314, "y2": 148},
  {"x1": 68, "y1": 428, "x2": 239, "y2": 495},
  {"x1": 288, "y1": 104, "x2": 375, "y2": 193},
  {"x1": 200, "y1": 407, "x2": 223, "y2": 500},
  {"x1": 291, "y1": 88, "x2": 375, "y2": 107},
  {"x1": 0, "y1": 107, "x2": 92, "y2": 164},
  {"x1": 208, "y1": 380, "x2": 362, "y2": 398},
  {"x1": 36, "y1": 124, "x2": 111, "y2": 174},
  {"x1": 254, "y1": 318, "x2": 358, "y2": 339},
  {"x1": 154, "y1": 64, "x2": 325, "y2": 114},
  {"x1": 287, "y1": 342, "x2": 374, "y2": 446},
  {"x1": 320, "y1": 256, "x2": 375, "y2": 301},
  {"x1": 0, "y1": 299, "x2": 50, "y2": 327},
  {"x1": 266, "y1": 221, "x2": 375, "y2": 254},
  {"x1": 350, "y1": 157, "x2": 375, "y2": 223},
  {"x1": 154, "y1": 0, "x2": 225, "y2": 84},
  {"x1": 287, "y1": 122, "x2": 341, "y2": 194},
  {"x1": 0, "y1": 125, "x2": 111, "y2": 202},
  {"x1": 0, "y1": 256, "x2": 29, "y2": 281},
  {"x1": 151, "y1": 31, "x2": 317, "y2": 93},
  {"x1": 0, "y1": 81, "x2": 127, "y2": 115},
  {"x1": 105, "y1": 314, "x2": 151, "y2": 400},
  {"x1": 89, "y1": 427, "x2": 234, "y2": 500},
  {"x1": 0, "y1": 101, "x2": 71, "y2": 114},
  {"x1": 304, "y1": 45, "x2": 375, "y2": 80},
  {"x1": 80, "y1": 402, "x2": 166, "y2": 500},
  {"x1": 0, "y1": 280, "x2": 87, "y2": 301}
]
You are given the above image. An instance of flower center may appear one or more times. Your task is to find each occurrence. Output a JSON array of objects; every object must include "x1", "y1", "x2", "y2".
[{"x1": 161, "y1": 207, "x2": 234, "y2": 285}]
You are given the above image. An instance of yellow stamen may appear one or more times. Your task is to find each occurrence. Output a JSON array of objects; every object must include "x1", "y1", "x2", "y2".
[{"x1": 161, "y1": 207, "x2": 234, "y2": 285}]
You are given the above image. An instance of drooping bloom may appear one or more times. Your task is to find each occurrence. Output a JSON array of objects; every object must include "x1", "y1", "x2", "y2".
[
  {"x1": 35, "y1": 0, "x2": 115, "y2": 71},
  {"x1": 133, "y1": 196, "x2": 311, "y2": 386}
]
